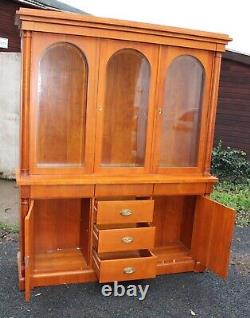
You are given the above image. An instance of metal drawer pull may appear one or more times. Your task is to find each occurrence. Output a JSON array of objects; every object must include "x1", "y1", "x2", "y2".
[
  {"x1": 121, "y1": 236, "x2": 134, "y2": 244},
  {"x1": 120, "y1": 209, "x2": 132, "y2": 216},
  {"x1": 123, "y1": 266, "x2": 136, "y2": 274}
]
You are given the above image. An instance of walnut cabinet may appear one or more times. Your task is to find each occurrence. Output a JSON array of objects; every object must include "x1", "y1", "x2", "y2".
[{"x1": 16, "y1": 8, "x2": 235, "y2": 301}]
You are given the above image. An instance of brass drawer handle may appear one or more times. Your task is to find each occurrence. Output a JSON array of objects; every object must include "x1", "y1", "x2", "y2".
[
  {"x1": 120, "y1": 209, "x2": 132, "y2": 217},
  {"x1": 123, "y1": 266, "x2": 136, "y2": 274},
  {"x1": 121, "y1": 236, "x2": 134, "y2": 244}
]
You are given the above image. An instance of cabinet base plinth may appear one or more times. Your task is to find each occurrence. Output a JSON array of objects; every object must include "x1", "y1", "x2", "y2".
[
  {"x1": 194, "y1": 261, "x2": 206, "y2": 272},
  {"x1": 32, "y1": 270, "x2": 97, "y2": 287},
  {"x1": 156, "y1": 260, "x2": 195, "y2": 275}
]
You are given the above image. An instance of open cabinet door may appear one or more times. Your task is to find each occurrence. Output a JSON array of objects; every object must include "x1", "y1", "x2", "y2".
[
  {"x1": 24, "y1": 200, "x2": 34, "y2": 301},
  {"x1": 191, "y1": 196, "x2": 235, "y2": 278}
]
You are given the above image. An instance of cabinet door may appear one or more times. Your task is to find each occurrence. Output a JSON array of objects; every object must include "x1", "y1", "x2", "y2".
[
  {"x1": 94, "y1": 39, "x2": 158, "y2": 174},
  {"x1": 191, "y1": 196, "x2": 235, "y2": 278},
  {"x1": 152, "y1": 46, "x2": 214, "y2": 175},
  {"x1": 24, "y1": 200, "x2": 34, "y2": 301},
  {"x1": 29, "y1": 33, "x2": 99, "y2": 174}
]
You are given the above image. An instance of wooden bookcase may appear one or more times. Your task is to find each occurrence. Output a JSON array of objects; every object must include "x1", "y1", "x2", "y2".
[{"x1": 16, "y1": 8, "x2": 235, "y2": 301}]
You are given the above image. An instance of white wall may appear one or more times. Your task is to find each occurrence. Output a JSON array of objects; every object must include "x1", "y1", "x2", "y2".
[{"x1": 0, "y1": 52, "x2": 20, "y2": 179}]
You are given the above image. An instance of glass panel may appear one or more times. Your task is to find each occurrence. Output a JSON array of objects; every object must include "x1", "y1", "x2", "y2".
[
  {"x1": 159, "y1": 55, "x2": 204, "y2": 167},
  {"x1": 101, "y1": 49, "x2": 150, "y2": 167},
  {"x1": 37, "y1": 42, "x2": 88, "y2": 166}
]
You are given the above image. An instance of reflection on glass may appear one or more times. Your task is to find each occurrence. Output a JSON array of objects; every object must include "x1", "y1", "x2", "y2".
[
  {"x1": 37, "y1": 42, "x2": 88, "y2": 166},
  {"x1": 101, "y1": 49, "x2": 150, "y2": 167},
  {"x1": 159, "y1": 55, "x2": 204, "y2": 167}
]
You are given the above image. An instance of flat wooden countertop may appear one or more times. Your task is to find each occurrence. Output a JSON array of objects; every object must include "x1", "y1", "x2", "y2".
[{"x1": 16, "y1": 170, "x2": 218, "y2": 186}]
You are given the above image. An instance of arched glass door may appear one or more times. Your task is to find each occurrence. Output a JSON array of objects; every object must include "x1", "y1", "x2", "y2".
[
  {"x1": 159, "y1": 55, "x2": 204, "y2": 167},
  {"x1": 94, "y1": 39, "x2": 158, "y2": 174},
  {"x1": 101, "y1": 49, "x2": 150, "y2": 167},
  {"x1": 29, "y1": 34, "x2": 98, "y2": 174},
  {"x1": 152, "y1": 47, "x2": 213, "y2": 174},
  {"x1": 37, "y1": 42, "x2": 88, "y2": 166}
]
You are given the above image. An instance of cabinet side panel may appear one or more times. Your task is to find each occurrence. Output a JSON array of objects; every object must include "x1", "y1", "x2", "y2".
[
  {"x1": 204, "y1": 52, "x2": 222, "y2": 174},
  {"x1": 180, "y1": 197, "x2": 196, "y2": 249}
]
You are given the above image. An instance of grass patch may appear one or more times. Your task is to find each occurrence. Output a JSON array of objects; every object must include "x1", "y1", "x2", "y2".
[
  {"x1": 211, "y1": 181, "x2": 250, "y2": 227},
  {"x1": 0, "y1": 223, "x2": 19, "y2": 234}
]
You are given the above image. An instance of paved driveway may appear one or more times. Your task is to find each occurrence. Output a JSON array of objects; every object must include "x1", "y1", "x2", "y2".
[{"x1": 0, "y1": 227, "x2": 249, "y2": 318}]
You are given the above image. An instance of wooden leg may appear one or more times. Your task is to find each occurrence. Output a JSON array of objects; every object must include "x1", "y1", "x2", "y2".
[
  {"x1": 17, "y1": 252, "x2": 25, "y2": 291},
  {"x1": 24, "y1": 200, "x2": 34, "y2": 302},
  {"x1": 25, "y1": 286, "x2": 31, "y2": 302}
]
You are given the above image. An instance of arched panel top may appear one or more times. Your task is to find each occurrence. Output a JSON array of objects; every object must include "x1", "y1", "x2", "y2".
[
  {"x1": 107, "y1": 48, "x2": 151, "y2": 68},
  {"x1": 101, "y1": 48, "x2": 151, "y2": 167},
  {"x1": 41, "y1": 41, "x2": 86, "y2": 57},
  {"x1": 167, "y1": 54, "x2": 205, "y2": 72},
  {"x1": 37, "y1": 42, "x2": 88, "y2": 166},
  {"x1": 159, "y1": 54, "x2": 205, "y2": 167}
]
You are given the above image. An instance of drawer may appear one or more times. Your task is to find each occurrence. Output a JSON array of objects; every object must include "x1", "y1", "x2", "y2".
[
  {"x1": 95, "y1": 200, "x2": 154, "y2": 224},
  {"x1": 153, "y1": 183, "x2": 206, "y2": 195},
  {"x1": 93, "y1": 224, "x2": 155, "y2": 253},
  {"x1": 30, "y1": 185, "x2": 94, "y2": 199},
  {"x1": 95, "y1": 184, "x2": 153, "y2": 197},
  {"x1": 93, "y1": 249, "x2": 156, "y2": 283}
]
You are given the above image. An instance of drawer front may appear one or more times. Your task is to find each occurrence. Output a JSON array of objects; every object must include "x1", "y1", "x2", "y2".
[
  {"x1": 95, "y1": 200, "x2": 154, "y2": 224},
  {"x1": 95, "y1": 226, "x2": 155, "y2": 253},
  {"x1": 93, "y1": 251, "x2": 156, "y2": 283},
  {"x1": 95, "y1": 184, "x2": 153, "y2": 197},
  {"x1": 30, "y1": 185, "x2": 94, "y2": 198},
  {"x1": 153, "y1": 183, "x2": 206, "y2": 195}
]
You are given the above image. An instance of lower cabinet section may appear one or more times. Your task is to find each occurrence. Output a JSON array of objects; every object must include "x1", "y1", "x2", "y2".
[
  {"x1": 20, "y1": 194, "x2": 235, "y2": 301},
  {"x1": 93, "y1": 250, "x2": 157, "y2": 283}
]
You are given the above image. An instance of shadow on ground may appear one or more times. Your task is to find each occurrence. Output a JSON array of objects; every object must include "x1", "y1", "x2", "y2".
[{"x1": 0, "y1": 227, "x2": 249, "y2": 318}]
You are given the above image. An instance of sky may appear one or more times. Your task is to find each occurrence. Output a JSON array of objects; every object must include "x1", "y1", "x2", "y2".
[{"x1": 60, "y1": 0, "x2": 250, "y2": 54}]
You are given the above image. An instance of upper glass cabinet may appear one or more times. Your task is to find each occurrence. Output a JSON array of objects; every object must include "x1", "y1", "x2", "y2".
[
  {"x1": 29, "y1": 34, "x2": 213, "y2": 176},
  {"x1": 94, "y1": 39, "x2": 158, "y2": 174},
  {"x1": 152, "y1": 47, "x2": 213, "y2": 174},
  {"x1": 30, "y1": 34, "x2": 98, "y2": 174}
]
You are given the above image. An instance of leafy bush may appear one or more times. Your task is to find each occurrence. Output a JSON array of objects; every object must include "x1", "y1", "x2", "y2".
[
  {"x1": 211, "y1": 181, "x2": 250, "y2": 226},
  {"x1": 211, "y1": 141, "x2": 250, "y2": 184}
]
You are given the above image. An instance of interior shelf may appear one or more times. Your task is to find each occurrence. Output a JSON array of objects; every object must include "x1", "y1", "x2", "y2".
[
  {"x1": 152, "y1": 241, "x2": 193, "y2": 264},
  {"x1": 33, "y1": 248, "x2": 88, "y2": 274}
]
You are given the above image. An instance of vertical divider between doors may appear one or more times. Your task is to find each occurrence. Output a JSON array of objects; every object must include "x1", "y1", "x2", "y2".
[
  {"x1": 91, "y1": 37, "x2": 101, "y2": 174},
  {"x1": 150, "y1": 45, "x2": 164, "y2": 173}
]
